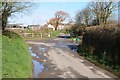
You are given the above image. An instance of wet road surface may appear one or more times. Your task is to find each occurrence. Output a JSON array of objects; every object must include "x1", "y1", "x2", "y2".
[{"x1": 27, "y1": 34, "x2": 118, "y2": 79}]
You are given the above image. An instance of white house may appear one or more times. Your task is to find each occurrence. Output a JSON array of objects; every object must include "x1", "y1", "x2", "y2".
[
  {"x1": 47, "y1": 24, "x2": 66, "y2": 30},
  {"x1": 57, "y1": 25, "x2": 65, "y2": 30},
  {"x1": 47, "y1": 24, "x2": 55, "y2": 30},
  {"x1": 47, "y1": 21, "x2": 75, "y2": 30}
]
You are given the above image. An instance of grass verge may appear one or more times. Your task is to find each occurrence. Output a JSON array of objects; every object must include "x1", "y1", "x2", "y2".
[
  {"x1": 2, "y1": 31, "x2": 32, "y2": 78},
  {"x1": 0, "y1": 34, "x2": 2, "y2": 79}
]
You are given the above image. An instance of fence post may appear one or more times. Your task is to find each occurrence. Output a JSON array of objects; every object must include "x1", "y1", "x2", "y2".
[
  {"x1": 41, "y1": 33, "x2": 42, "y2": 38},
  {"x1": 32, "y1": 33, "x2": 34, "y2": 38},
  {"x1": 48, "y1": 32, "x2": 51, "y2": 37}
]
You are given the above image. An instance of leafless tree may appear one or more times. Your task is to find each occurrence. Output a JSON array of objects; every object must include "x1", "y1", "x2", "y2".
[
  {"x1": 75, "y1": 10, "x2": 83, "y2": 25},
  {"x1": 89, "y1": 1, "x2": 117, "y2": 25},
  {"x1": 1, "y1": 2, "x2": 33, "y2": 32},
  {"x1": 82, "y1": 7, "x2": 91, "y2": 26}
]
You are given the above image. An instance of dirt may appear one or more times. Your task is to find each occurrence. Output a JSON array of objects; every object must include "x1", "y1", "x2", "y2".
[{"x1": 27, "y1": 34, "x2": 118, "y2": 79}]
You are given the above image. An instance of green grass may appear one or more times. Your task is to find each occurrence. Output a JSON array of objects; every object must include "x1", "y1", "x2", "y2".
[
  {"x1": 50, "y1": 30, "x2": 63, "y2": 38},
  {"x1": 0, "y1": 35, "x2": 2, "y2": 79},
  {"x1": 23, "y1": 30, "x2": 64, "y2": 40},
  {"x1": 2, "y1": 32, "x2": 32, "y2": 78}
]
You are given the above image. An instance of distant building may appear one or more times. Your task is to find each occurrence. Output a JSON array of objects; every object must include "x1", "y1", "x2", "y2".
[
  {"x1": 6, "y1": 24, "x2": 26, "y2": 30},
  {"x1": 47, "y1": 24, "x2": 55, "y2": 30},
  {"x1": 47, "y1": 21, "x2": 75, "y2": 30},
  {"x1": 5, "y1": 24, "x2": 26, "y2": 35},
  {"x1": 27, "y1": 25, "x2": 41, "y2": 30}
]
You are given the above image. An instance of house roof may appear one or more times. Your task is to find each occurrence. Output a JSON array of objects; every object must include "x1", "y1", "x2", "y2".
[{"x1": 27, "y1": 25, "x2": 41, "y2": 27}]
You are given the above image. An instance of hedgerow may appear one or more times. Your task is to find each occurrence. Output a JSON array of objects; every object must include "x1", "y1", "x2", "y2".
[{"x1": 82, "y1": 25, "x2": 120, "y2": 68}]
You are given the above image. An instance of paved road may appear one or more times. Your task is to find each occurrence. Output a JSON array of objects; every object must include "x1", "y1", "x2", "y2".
[{"x1": 27, "y1": 34, "x2": 117, "y2": 79}]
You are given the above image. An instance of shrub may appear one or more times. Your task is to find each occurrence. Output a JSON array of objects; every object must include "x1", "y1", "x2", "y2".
[
  {"x1": 2, "y1": 30, "x2": 22, "y2": 39},
  {"x1": 82, "y1": 25, "x2": 120, "y2": 65},
  {"x1": 70, "y1": 24, "x2": 85, "y2": 37}
]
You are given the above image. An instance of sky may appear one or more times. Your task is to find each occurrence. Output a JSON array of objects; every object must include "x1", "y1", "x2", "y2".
[{"x1": 8, "y1": 2, "x2": 88, "y2": 26}]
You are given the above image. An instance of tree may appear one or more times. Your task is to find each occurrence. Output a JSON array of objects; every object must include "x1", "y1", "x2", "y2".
[
  {"x1": 82, "y1": 7, "x2": 91, "y2": 26},
  {"x1": 75, "y1": 10, "x2": 83, "y2": 25},
  {"x1": 75, "y1": 6, "x2": 91, "y2": 27},
  {"x1": 89, "y1": 1, "x2": 116, "y2": 25},
  {"x1": 72, "y1": 10, "x2": 86, "y2": 37},
  {"x1": 1, "y1": 2, "x2": 33, "y2": 32},
  {"x1": 48, "y1": 10, "x2": 69, "y2": 30}
]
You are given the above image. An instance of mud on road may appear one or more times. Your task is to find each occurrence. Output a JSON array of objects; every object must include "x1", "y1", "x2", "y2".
[{"x1": 27, "y1": 37, "x2": 118, "y2": 79}]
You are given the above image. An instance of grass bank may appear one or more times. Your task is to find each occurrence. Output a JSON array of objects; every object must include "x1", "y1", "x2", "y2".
[
  {"x1": 0, "y1": 34, "x2": 2, "y2": 79},
  {"x1": 2, "y1": 31, "x2": 32, "y2": 78}
]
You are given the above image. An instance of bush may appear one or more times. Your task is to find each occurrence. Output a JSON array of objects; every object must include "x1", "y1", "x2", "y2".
[
  {"x1": 70, "y1": 24, "x2": 85, "y2": 37},
  {"x1": 82, "y1": 25, "x2": 120, "y2": 66},
  {"x1": 2, "y1": 30, "x2": 22, "y2": 39}
]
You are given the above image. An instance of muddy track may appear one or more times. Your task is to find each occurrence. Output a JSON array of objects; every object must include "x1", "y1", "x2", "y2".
[{"x1": 27, "y1": 35, "x2": 118, "y2": 79}]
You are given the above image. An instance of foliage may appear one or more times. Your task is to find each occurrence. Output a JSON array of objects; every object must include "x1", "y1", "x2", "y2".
[
  {"x1": 69, "y1": 23, "x2": 85, "y2": 37},
  {"x1": 1, "y1": 2, "x2": 33, "y2": 31},
  {"x1": 48, "y1": 10, "x2": 69, "y2": 30},
  {"x1": 2, "y1": 32, "x2": 32, "y2": 78},
  {"x1": 79, "y1": 25, "x2": 120, "y2": 73},
  {"x1": 2, "y1": 30, "x2": 22, "y2": 39},
  {"x1": 89, "y1": 1, "x2": 117, "y2": 25},
  {"x1": 0, "y1": 35, "x2": 1, "y2": 79},
  {"x1": 75, "y1": 11, "x2": 83, "y2": 25},
  {"x1": 78, "y1": 44, "x2": 120, "y2": 77},
  {"x1": 75, "y1": 1, "x2": 117, "y2": 26},
  {"x1": 82, "y1": 7, "x2": 91, "y2": 26},
  {"x1": 75, "y1": 6, "x2": 91, "y2": 26}
]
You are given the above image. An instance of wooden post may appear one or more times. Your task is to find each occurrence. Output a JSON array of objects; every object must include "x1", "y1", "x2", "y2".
[
  {"x1": 48, "y1": 32, "x2": 51, "y2": 37},
  {"x1": 32, "y1": 33, "x2": 34, "y2": 37},
  {"x1": 41, "y1": 33, "x2": 42, "y2": 38}
]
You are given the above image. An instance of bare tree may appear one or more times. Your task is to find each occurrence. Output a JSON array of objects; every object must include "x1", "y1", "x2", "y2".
[
  {"x1": 82, "y1": 7, "x2": 91, "y2": 26},
  {"x1": 1, "y1": 2, "x2": 33, "y2": 32},
  {"x1": 0, "y1": 2, "x2": 2, "y2": 30},
  {"x1": 89, "y1": 1, "x2": 116, "y2": 25},
  {"x1": 75, "y1": 10, "x2": 83, "y2": 25},
  {"x1": 48, "y1": 10, "x2": 69, "y2": 30}
]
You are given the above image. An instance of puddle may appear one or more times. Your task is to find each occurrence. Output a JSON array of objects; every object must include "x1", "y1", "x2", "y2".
[
  {"x1": 39, "y1": 47, "x2": 46, "y2": 51},
  {"x1": 29, "y1": 46, "x2": 32, "y2": 50},
  {"x1": 29, "y1": 47, "x2": 40, "y2": 58},
  {"x1": 31, "y1": 53, "x2": 37, "y2": 57},
  {"x1": 67, "y1": 43, "x2": 78, "y2": 52},
  {"x1": 39, "y1": 46, "x2": 48, "y2": 53},
  {"x1": 29, "y1": 47, "x2": 32, "y2": 53},
  {"x1": 32, "y1": 60, "x2": 44, "y2": 78},
  {"x1": 59, "y1": 45, "x2": 67, "y2": 48},
  {"x1": 29, "y1": 46, "x2": 46, "y2": 78},
  {"x1": 72, "y1": 49, "x2": 78, "y2": 52},
  {"x1": 46, "y1": 68, "x2": 48, "y2": 71},
  {"x1": 39, "y1": 52, "x2": 43, "y2": 54},
  {"x1": 31, "y1": 53, "x2": 40, "y2": 58},
  {"x1": 55, "y1": 42, "x2": 68, "y2": 48}
]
